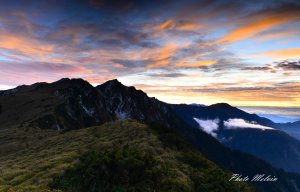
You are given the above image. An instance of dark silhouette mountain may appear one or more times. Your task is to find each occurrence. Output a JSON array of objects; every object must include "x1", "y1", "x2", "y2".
[
  {"x1": 1, "y1": 78, "x2": 300, "y2": 191},
  {"x1": 171, "y1": 103, "x2": 278, "y2": 128},
  {"x1": 0, "y1": 78, "x2": 114, "y2": 130}
]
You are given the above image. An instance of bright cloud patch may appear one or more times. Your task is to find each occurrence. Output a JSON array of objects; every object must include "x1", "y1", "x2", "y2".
[
  {"x1": 193, "y1": 118, "x2": 219, "y2": 137},
  {"x1": 0, "y1": 84, "x2": 14, "y2": 90},
  {"x1": 224, "y1": 118, "x2": 274, "y2": 130}
]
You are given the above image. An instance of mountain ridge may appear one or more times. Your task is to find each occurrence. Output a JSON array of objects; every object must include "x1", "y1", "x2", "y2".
[{"x1": 1, "y1": 78, "x2": 300, "y2": 191}]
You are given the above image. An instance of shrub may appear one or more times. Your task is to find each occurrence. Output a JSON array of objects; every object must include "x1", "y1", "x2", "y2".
[{"x1": 50, "y1": 146, "x2": 173, "y2": 192}]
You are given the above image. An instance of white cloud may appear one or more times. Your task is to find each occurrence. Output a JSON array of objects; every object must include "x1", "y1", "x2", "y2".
[
  {"x1": 224, "y1": 118, "x2": 274, "y2": 130},
  {"x1": 0, "y1": 84, "x2": 14, "y2": 90},
  {"x1": 193, "y1": 118, "x2": 219, "y2": 137}
]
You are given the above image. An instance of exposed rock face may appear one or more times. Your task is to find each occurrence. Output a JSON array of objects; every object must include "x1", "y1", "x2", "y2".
[
  {"x1": 42, "y1": 78, "x2": 114, "y2": 130},
  {"x1": 96, "y1": 79, "x2": 174, "y2": 126}
]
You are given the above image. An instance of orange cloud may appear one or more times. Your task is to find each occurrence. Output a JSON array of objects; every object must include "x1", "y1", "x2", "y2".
[
  {"x1": 154, "y1": 19, "x2": 202, "y2": 31},
  {"x1": 255, "y1": 30, "x2": 297, "y2": 41},
  {"x1": 156, "y1": 44, "x2": 177, "y2": 60},
  {"x1": 219, "y1": 12, "x2": 300, "y2": 43},
  {"x1": 60, "y1": 66, "x2": 93, "y2": 77},
  {"x1": 147, "y1": 44, "x2": 177, "y2": 68},
  {"x1": 76, "y1": 66, "x2": 93, "y2": 74},
  {"x1": 256, "y1": 47, "x2": 300, "y2": 60},
  {"x1": 177, "y1": 22, "x2": 203, "y2": 31},
  {"x1": 154, "y1": 19, "x2": 176, "y2": 30},
  {"x1": 0, "y1": 34, "x2": 54, "y2": 56},
  {"x1": 148, "y1": 59, "x2": 170, "y2": 68},
  {"x1": 176, "y1": 60, "x2": 217, "y2": 67},
  {"x1": 134, "y1": 82, "x2": 300, "y2": 107},
  {"x1": 99, "y1": 69, "x2": 110, "y2": 73},
  {"x1": 112, "y1": 63, "x2": 125, "y2": 68}
]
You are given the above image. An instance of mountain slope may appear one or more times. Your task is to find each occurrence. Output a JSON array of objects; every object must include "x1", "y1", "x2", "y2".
[
  {"x1": 278, "y1": 121, "x2": 300, "y2": 140},
  {"x1": 0, "y1": 120, "x2": 252, "y2": 192},
  {"x1": 221, "y1": 128, "x2": 300, "y2": 173}
]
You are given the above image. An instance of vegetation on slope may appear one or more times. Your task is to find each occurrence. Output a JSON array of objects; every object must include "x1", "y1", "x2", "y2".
[{"x1": 0, "y1": 120, "x2": 252, "y2": 192}]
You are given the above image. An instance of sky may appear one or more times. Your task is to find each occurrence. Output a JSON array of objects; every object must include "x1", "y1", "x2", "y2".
[
  {"x1": 239, "y1": 106, "x2": 300, "y2": 123},
  {"x1": 0, "y1": 0, "x2": 300, "y2": 108}
]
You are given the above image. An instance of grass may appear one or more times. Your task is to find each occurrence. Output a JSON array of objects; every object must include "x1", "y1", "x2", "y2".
[{"x1": 0, "y1": 120, "x2": 253, "y2": 191}]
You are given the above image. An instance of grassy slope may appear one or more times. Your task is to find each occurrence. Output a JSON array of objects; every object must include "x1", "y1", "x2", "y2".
[{"x1": 0, "y1": 120, "x2": 252, "y2": 192}]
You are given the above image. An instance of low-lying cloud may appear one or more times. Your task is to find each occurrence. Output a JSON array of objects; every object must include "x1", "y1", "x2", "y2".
[
  {"x1": 193, "y1": 118, "x2": 219, "y2": 137},
  {"x1": 224, "y1": 118, "x2": 274, "y2": 130},
  {"x1": 194, "y1": 118, "x2": 275, "y2": 136}
]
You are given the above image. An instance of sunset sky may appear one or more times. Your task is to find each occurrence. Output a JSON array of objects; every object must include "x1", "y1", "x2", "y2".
[{"x1": 0, "y1": 0, "x2": 300, "y2": 107}]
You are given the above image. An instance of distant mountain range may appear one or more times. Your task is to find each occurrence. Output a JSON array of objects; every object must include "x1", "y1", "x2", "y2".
[
  {"x1": 256, "y1": 114, "x2": 299, "y2": 124},
  {"x1": 171, "y1": 104, "x2": 300, "y2": 173},
  {"x1": 1, "y1": 78, "x2": 300, "y2": 191},
  {"x1": 238, "y1": 106, "x2": 300, "y2": 124},
  {"x1": 277, "y1": 121, "x2": 300, "y2": 140}
]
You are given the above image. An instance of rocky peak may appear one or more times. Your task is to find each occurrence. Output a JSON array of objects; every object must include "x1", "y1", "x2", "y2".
[
  {"x1": 105, "y1": 79, "x2": 122, "y2": 85},
  {"x1": 97, "y1": 79, "x2": 128, "y2": 95},
  {"x1": 56, "y1": 78, "x2": 71, "y2": 83},
  {"x1": 96, "y1": 79, "x2": 175, "y2": 126},
  {"x1": 51, "y1": 78, "x2": 90, "y2": 89},
  {"x1": 208, "y1": 103, "x2": 233, "y2": 109}
]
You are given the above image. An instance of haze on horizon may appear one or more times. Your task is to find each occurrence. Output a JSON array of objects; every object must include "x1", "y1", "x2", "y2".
[{"x1": 0, "y1": 0, "x2": 299, "y2": 107}]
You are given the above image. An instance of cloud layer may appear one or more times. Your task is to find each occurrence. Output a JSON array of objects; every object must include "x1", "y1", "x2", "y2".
[
  {"x1": 224, "y1": 119, "x2": 274, "y2": 130},
  {"x1": 193, "y1": 118, "x2": 275, "y2": 137},
  {"x1": 193, "y1": 118, "x2": 219, "y2": 137}
]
